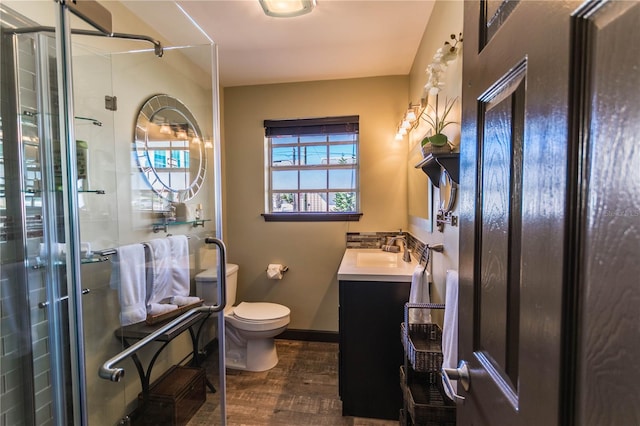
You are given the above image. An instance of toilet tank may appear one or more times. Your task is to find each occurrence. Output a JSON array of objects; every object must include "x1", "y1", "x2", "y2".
[{"x1": 195, "y1": 263, "x2": 239, "y2": 311}]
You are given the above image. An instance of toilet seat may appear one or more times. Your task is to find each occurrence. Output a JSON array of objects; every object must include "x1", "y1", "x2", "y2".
[
  {"x1": 226, "y1": 302, "x2": 290, "y2": 332},
  {"x1": 233, "y1": 302, "x2": 290, "y2": 321}
]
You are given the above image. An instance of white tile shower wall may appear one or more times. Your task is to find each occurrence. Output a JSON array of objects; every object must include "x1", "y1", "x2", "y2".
[{"x1": 0, "y1": 30, "x2": 53, "y2": 425}]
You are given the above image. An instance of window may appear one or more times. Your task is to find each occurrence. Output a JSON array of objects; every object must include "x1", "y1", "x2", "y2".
[
  {"x1": 263, "y1": 116, "x2": 362, "y2": 222},
  {"x1": 148, "y1": 139, "x2": 190, "y2": 190}
]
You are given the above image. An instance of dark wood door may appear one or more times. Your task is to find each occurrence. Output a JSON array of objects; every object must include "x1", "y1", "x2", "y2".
[
  {"x1": 458, "y1": 1, "x2": 640, "y2": 425},
  {"x1": 459, "y1": 1, "x2": 579, "y2": 425}
]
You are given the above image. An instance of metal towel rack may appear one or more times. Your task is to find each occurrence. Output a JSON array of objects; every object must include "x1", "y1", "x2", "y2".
[
  {"x1": 99, "y1": 306, "x2": 216, "y2": 382},
  {"x1": 96, "y1": 235, "x2": 193, "y2": 258},
  {"x1": 98, "y1": 237, "x2": 226, "y2": 381},
  {"x1": 99, "y1": 237, "x2": 229, "y2": 425}
]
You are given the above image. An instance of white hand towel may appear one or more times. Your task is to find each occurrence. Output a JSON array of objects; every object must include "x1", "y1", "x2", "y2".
[
  {"x1": 169, "y1": 235, "x2": 190, "y2": 297},
  {"x1": 169, "y1": 296, "x2": 201, "y2": 307},
  {"x1": 442, "y1": 269, "x2": 459, "y2": 400},
  {"x1": 146, "y1": 238, "x2": 172, "y2": 305},
  {"x1": 109, "y1": 244, "x2": 147, "y2": 326},
  {"x1": 409, "y1": 265, "x2": 432, "y2": 323},
  {"x1": 147, "y1": 303, "x2": 178, "y2": 316}
]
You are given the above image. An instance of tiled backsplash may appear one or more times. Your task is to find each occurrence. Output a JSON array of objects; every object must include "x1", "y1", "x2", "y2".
[
  {"x1": 345, "y1": 231, "x2": 399, "y2": 248},
  {"x1": 345, "y1": 232, "x2": 428, "y2": 264}
]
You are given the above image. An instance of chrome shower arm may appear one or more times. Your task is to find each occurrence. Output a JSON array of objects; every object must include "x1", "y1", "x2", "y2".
[
  {"x1": 5, "y1": 26, "x2": 164, "y2": 57},
  {"x1": 73, "y1": 29, "x2": 164, "y2": 57}
]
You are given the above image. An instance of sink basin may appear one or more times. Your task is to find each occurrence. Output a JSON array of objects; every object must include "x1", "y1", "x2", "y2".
[
  {"x1": 356, "y1": 251, "x2": 399, "y2": 268},
  {"x1": 338, "y1": 249, "x2": 418, "y2": 282}
]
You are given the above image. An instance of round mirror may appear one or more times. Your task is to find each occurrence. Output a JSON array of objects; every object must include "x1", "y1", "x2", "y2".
[
  {"x1": 439, "y1": 169, "x2": 457, "y2": 213},
  {"x1": 134, "y1": 94, "x2": 207, "y2": 202}
]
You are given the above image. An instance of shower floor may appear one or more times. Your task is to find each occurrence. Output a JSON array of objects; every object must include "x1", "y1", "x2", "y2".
[{"x1": 187, "y1": 339, "x2": 398, "y2": 426}]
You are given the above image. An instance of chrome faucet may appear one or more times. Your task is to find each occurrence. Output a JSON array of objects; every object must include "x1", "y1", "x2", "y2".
[{"x1": 387, "y1": 236, "x2": 411, "y2": 263}]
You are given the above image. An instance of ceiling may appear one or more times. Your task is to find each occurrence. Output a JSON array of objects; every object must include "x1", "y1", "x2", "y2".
[{"x1": 122, "y1": 0, "x2": 435, "y2": 87}]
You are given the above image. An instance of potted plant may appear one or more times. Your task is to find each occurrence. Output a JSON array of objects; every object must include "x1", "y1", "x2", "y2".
[
  {"x1": 419, "y1": 33, "x2": 462, "y2": 157},
  {"x1": 420, "y1": 96, "x2": 457, "y2": 156}
]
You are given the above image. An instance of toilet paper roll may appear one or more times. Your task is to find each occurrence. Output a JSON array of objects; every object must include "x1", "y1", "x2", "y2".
[{"x1": 267, "y1": 264, "x2": 285, "y2": 280}]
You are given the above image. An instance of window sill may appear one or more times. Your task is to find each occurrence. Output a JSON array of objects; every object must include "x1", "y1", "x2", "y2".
[{"x1": 262, "y1": 213, "x2": 363, "y2": 222}]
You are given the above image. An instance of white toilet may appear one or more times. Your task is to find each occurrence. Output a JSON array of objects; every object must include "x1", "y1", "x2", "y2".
[{"x1": 195, "y1": 264, "x2": 290, "y2": 372}]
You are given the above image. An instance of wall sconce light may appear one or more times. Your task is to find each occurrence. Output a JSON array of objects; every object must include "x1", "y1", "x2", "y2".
[
  {"x1": 259, "y1": 0, "x2": 316, "y2": 18},
  {"x1": 204, "y1": 139, "x2": 213, "y2": 149},
  {"x1": 405, "y1": 107, "x2": 417, "y2": 122},
  {"x1": 175, "y1": 128, "x2": 188, "y2": 140},
  {"x1": 159, "y1": 122, "x2": 171, "y2": 135},
  {"x1": 394, "y1": 103, "x2": 422, "y2": 140}
]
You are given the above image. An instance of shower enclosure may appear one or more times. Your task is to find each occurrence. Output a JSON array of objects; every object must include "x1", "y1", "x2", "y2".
[{"x1": 0, "y1": 2, "x2": 222, "y2": 425}]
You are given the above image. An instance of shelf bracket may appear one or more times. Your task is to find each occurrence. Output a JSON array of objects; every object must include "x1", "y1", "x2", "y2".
[{"x1": 152, "y1": 223, "x2": 168, "y2": 233}]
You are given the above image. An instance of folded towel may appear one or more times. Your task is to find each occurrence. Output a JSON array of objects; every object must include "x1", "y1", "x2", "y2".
[
  {"x1": 147, "y1": 303, "x2": 178, "y2": 316},
  {"x1": 169, "y1": 296, "x2": 201, "y2": 307},
  {"x1": 442, "y1": 269, "x2": 459, "y2": 400},
  {"x1": 146, "y1": 238, "x2": 173, "y2": 305},
  {"x1": 110, "y1": 244, "x2": 147, "y2": 326},
  {"x1": 409, "y1": 265, "x2": 432, "y2": 323},
  {"x1": 168, "y1": 235, "x2": 190, "y2": 297}
]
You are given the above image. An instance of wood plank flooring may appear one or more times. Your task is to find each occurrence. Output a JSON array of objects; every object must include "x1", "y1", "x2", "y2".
[{"x1": 187, "y1": 339, "x2": 398, "y2": 426}]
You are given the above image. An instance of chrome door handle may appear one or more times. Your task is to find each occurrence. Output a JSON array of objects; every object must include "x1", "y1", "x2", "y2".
[
  {"x1": 441, "y1": 360, "x2": 470, "y2": 401},
  {"x1": 38, "y1": 288, "x2": 90, "y2": 309}
]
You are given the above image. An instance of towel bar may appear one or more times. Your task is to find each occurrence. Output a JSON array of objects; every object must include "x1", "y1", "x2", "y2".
[
  {"x1": 99, "y1": 305, "x2": 220, "y2": 382},
  {"x1": 101, "y1": 240, "x2": 225, "y2": 382}
]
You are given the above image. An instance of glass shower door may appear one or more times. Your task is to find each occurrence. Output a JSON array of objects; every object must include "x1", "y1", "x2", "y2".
[
  {"x1": 70, "y1": 34, "x2": 128, "y2": 426},
  {"x1": 0, "y1": 2, "x2": 114, "y2": 424}
]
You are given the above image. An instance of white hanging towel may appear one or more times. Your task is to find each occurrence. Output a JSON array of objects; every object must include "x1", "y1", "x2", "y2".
[
  {"x1": 109, "y1": 243, "x2": 147, "y2": 326},
  {"x1": 146, "y1": 238, "x2": 173, "y2": 305},
  {"x1": 168, "y1": 235, "x2": 190, "y2": 297},
  {"x1": 442, "y1": 269, "x2": 459, "y2": 400},
  {"x1": 408, "y1": 265, "x2": 432, "y2": 323}
]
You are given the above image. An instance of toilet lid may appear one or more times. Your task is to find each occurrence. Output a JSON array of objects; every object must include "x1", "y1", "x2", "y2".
[{"x1": 233, "y1": 302, "x2": 290, "y2": 321}]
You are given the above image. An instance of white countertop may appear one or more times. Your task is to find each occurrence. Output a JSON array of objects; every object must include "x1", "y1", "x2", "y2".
[{"x1": 337, "y1": 248, "x2": 419, "y2": 282}]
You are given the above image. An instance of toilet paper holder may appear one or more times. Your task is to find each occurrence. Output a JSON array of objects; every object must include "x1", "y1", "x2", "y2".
[
  {"x1": 266, "y1": 265, "x2": 289, "y2": 273},
  {"x1": 266, "y1": 264, "x2": 288, "y2": 280}
]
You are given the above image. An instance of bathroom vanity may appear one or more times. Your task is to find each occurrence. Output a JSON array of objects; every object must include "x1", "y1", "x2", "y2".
[{"x1": 337, "y1": 249, "x2": 417, "y2": 420}]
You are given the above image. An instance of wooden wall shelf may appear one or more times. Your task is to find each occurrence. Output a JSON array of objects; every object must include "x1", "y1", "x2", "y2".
[{"x1": 414, "y1": 152, "x2": 459, "y2": 188}]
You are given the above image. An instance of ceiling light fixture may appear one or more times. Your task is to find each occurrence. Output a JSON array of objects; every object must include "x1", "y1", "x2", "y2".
[{"x1": 259, "y1": 0, "x2": 316, "y2": 18}]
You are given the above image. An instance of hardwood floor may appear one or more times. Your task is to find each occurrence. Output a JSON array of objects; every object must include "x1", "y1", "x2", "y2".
[{"x1": 187, "y1": 339, "x2": 398, "y2": 426}]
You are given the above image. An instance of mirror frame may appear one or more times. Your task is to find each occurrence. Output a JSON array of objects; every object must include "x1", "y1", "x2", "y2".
[{"x1": 134, "y1": 94, "x2": 207, "y2": 202}]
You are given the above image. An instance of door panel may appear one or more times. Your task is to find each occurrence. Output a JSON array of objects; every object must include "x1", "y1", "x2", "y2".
[{"x1": 478, "y1": 66, "x2": 524, "y2": 395}]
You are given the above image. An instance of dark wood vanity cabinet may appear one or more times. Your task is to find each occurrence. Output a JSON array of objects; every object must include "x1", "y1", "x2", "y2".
[{"x1": 339, "y1": 279, "x2": 411, "y2": 420}]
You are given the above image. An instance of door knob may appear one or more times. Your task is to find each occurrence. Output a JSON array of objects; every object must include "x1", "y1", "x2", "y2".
[{"x1": 441, "y1": 360, "x2": 470, "y2": 401}]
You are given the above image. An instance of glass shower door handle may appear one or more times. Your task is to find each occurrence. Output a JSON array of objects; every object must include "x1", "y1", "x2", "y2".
[{"x1": 38, "y1": 288, "x2": 90, "y2": 309}]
